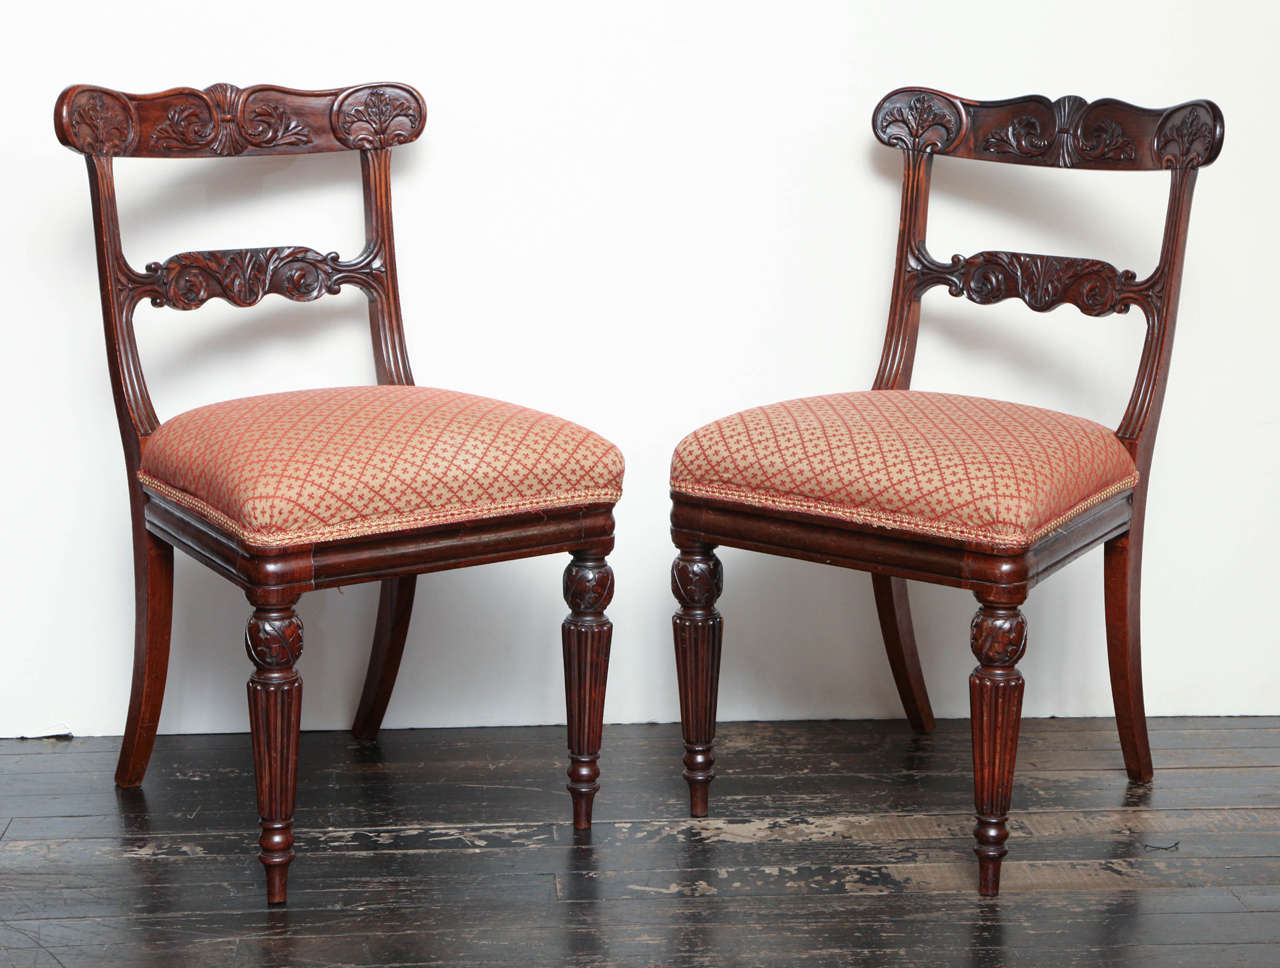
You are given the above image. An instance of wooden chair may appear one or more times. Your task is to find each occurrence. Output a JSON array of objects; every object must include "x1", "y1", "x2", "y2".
[
  {"x1": 667, "y1": 87, "x2": 1223, "y2": 895},
  {"x1": 55, "y1": 82, "x2": 621, "y2": 904}
]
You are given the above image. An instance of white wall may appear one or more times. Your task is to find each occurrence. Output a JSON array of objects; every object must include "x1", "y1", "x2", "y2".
[{"x1": 4, "y1": 1, "x2": 1276, "y2": 738}]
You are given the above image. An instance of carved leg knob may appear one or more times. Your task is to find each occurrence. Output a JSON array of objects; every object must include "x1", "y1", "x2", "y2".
[
  {"x1": 245, "y1": 604, "x2": 304, "y2": 904},
  {"x1": 562, "y1": 553, "x2": 613, "y2": 829},
  {"x1": 969, "y1": 601, "x2": 1027, "y2": 898},
  {"x1": 672, "y1": 544, "x2": 724, "y2": 817}
]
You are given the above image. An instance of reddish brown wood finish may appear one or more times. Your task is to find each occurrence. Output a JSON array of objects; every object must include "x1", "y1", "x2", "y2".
[
  {"x1": 562, "y1": 552, "x2": 614, "y2": 828},
  {"x1": 671, "y1": 542, "x2": 725, "y2": 816},
  {"x1": 57, "y1": 81, "x2": 618, "y2": 905},
  {"x1": 969, "y1": 599, "x2": 1028, "y2": 896},
  {"x1": 114, "y1": 530, "x2": 174, "y2": 787},
  {"x1": 671, "y1": 86, "x2": 1222, "y2": 896},
  {"x1": 244, "y1": 600, "x2": 304, "y2": 903},
  {"x1": 351, "y1": 576, "x2": 418, "y2": 742},
  {"x1": 871, "y1": 576, "x2": 935, "y2": 734}
]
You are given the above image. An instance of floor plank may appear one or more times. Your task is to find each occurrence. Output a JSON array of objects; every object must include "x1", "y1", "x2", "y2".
[{"x1": 0, "y1": 719, "x2": 1277, "y2": 967}]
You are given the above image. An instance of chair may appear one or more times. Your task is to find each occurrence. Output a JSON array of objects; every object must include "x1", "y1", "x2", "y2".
[
  {"x1": 55, "y1": 82, "x2": 622, "y2": 904},
  {"x1": 667, "y1": 87, "x2": 1223, "y2": 895}
]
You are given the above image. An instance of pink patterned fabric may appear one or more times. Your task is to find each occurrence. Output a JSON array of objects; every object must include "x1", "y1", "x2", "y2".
[
  {"x1": 670, "y1": 390, "x2": 1137, "y2": 550},
  {"x1": 139, "y1": 386, "x2": 624, "y2": 548}
]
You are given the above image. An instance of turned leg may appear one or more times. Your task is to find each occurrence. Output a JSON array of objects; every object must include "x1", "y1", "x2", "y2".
[
  {"x1": 1104, "y1": 524, "x2": 1153, "y2": 783},
  {"x1": 969, "y1": 596, "x2": 1027, "y2": 897},
  {"x1": 671, "y1": 541, "x2": 723, "y2": 817},
  {"x1": 116, "y1": 529, "x2": 175, "y2": 787},
  {"x1": 352, "y1": 575, "x2": 418, "y2": 742},
  {"x1": 562, "y1": 551, "x2": 614, "y2": 829},
  {"x1": 245, "y1": 599, "x2": 304, "y2": 904},
  {"x1": 871, "y1": 575, "x2": 935, "y2": 733}
]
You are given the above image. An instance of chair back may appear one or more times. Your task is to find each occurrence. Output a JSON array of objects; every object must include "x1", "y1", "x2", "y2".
[
  {"x1": 870, "y1": 87, "x2": 1224, "y2": 477},
  {"x1": 55, "y1": 81, "x2": 426, "y2": 473}
]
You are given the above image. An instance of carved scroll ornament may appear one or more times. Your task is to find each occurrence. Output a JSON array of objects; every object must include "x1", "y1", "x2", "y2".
[
  {"x1": 150, "y1": 84, "x2": 312, "y2": 155},
  {"x1": 909, "y1": 245, "x2": 1152, "y2": 318},
  {"x1": 981, "y1": 96, "x2": 1135, "y2": 168},
  {"x1": 144, "y1": 247, "x2": 345, "y2": 311}
]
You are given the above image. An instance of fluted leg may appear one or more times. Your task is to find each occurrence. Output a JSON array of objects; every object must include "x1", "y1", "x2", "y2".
[
  {"x1": 562, "y1": 552, "x2": 614, "y2": 829},
  {"x1": 352, "y1": 576, "x2": 418, "y2": 742},
  {"x1": 116, "y1": 529, "x2": 174, "y2": 787},
  {"x1": 871, "y1": 575, "x2": 935, "y2": 733},
  {"x1": 672, "y1": 541, "x2": 723, "y2": 817},
  {"x1": 969, "y1": 596, "x2": 1027, "y2": 897},
  {"x1": 245, "y1": 600, "x2": 304, "y2": 904}
]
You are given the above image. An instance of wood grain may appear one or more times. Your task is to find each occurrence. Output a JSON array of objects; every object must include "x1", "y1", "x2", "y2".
[{"x1": 0, "y1": 720, "x2": 1275, "y2": 966}]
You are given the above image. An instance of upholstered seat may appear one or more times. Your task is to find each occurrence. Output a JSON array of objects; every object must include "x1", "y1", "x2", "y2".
[
  {"x1": 140, "y1": 385, "x2": 625, "y2": 549},
  {"x1": 670, "y1": 390, "x2": 1137, "y2": 551}
]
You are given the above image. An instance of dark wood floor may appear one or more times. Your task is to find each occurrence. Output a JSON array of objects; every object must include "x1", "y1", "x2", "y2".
[{"x1": 1, "y1": 718, "x2": 1277, "y2": 967}]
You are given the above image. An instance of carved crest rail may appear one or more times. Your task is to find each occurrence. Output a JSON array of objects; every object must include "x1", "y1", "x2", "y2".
[
  {"x1": 56, "y1": 82, "x2": 426, "y2": 158},
  {"x1": 873, "y1": 88, "x2": 1223, "y2": 170}
]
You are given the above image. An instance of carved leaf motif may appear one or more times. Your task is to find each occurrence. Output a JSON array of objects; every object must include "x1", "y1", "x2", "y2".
[
  {"x1": 69, "y1": 91, "x2": 133, "y2": 155},
  {"x1": 339, "y1": 88, "x2": 420, "y2": 149},
  {"x1": 982, "y1": 116, "x2": 1050, "y2": 158},
  {"x1": 245, "y1": 102, "x2": 312, "y2": 148},
  {"x1": 1157, "y1": 107, "x2": 1214, "y2": 167},
  {"x1": 878, "y1": 92, "x2": 959, "y2": 152},
  {"x1": 1077, "y1": 119, "x2": 1135, "y2": 161},
  {"x1": 981, "y1": 98, "x2": 1134, "y2": 167},
  {"x1": 671, "y1": 554, "x2": 723, "y2": 609},
  {"x1": 971, "y1": 607, "x2": 1027, "y2": 667},
  {"x1": 245, "y1": 613, "x2": 304, "y2": 669},
  {"x1": 149, "y1": 247, "x2": 337, "y2": 310},
  {"x1": 913, "y1": 247, "x2": 1138, "y2": 317},
  {"x1": 564, "y1": 560, "x2": 615, "y2": 613},
  {"x1": 150, "y1": 85, "x2": 311, "y2": 155}
]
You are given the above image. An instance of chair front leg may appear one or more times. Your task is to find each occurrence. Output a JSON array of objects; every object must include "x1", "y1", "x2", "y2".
[
  {"x1": 245, "y1": 598, "x2": 304, "y2": 904},
  {"x1": 671, "y1": 541, "x2": 723, "y2": 817},
  {"x1": 562, "y1": 551, "x2": 614, "y2": 829},
  {"x1": 969, "y1": 595, "x2": 1028, "y2": 897}
]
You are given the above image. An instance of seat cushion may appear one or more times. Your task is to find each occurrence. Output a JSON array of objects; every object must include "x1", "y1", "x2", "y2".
[
  {"x1": 670, "y1": 390, "x2": 1137, "y2": 551},
  {"x1": 139, "y1": 386, "x2": 624, "y2": 548}
]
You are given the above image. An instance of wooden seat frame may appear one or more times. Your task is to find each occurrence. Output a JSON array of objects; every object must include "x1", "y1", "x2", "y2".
[
  {"x1": 56, "y1": 82, "x2": 616, "y2": 905},
  {"x1": 669, "y1": 87, "x2": 1223, "y2": 895}
]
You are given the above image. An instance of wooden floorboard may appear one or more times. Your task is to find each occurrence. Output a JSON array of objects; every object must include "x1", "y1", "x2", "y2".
[{"x1": 0, "y1": 719, "x2": 1277, "y2": 966}]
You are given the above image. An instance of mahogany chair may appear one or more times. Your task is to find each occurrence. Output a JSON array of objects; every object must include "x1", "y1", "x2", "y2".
[
  {"x1": 55, "y1": 82, "x2": 621, "y2": 904},
  {"x1": 667, "y1": 87, "x2": 1223, "y2": 895}
]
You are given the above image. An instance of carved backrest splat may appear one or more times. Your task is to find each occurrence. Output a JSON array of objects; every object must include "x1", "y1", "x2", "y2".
[
  {"x1": 870, "y1": 86, "x2": 1223, "y2": 472},
  {"x1": 56, "y1": 82, "x2": 425, "y2": 451}
]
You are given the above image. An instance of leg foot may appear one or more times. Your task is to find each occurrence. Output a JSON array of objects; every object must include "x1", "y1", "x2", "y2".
[
  {"x1": 871, "y1": 575, "x2": 935, "y2": 733},
  {"x1": 352, "y1": 576, "x2": 417, "y2": 742},
  {"x1": 672, "y1": 541, "x2": 723, "y2": 817},
  {"x1": 969, "y1": 598, "x2": 1027, "y2": 898},
  {"x1": 246, "y1": 601, "x2": 303, "y2": 905},
  {"x1": 562, "y1": 552, "x2": 613, "y2": 829},
  {"x1": 115, "y1": 530, "x2": 174, "y2": 787}
]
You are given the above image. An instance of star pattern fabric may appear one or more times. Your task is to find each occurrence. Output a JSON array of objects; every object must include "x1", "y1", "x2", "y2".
[
  {"x1": 670, "y1": 390, "x2": 1137, "y2": 551},
  {"x1": 139, "y1": 385, "x2": 624, "y2": 549}
]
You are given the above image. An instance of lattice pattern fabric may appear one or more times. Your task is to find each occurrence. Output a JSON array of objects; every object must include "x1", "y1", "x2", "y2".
[
  {"x1": 139, "y1": 386, "x2": 624, "y2": 548},
  {"x1": 670, "y1": 390, "x2": 1137, "y2": 550}
]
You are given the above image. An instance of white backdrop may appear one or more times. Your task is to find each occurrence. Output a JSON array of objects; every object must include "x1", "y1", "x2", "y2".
[{"x1": 4, "y1": 1, "x2": 1276, "y2": 738}]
